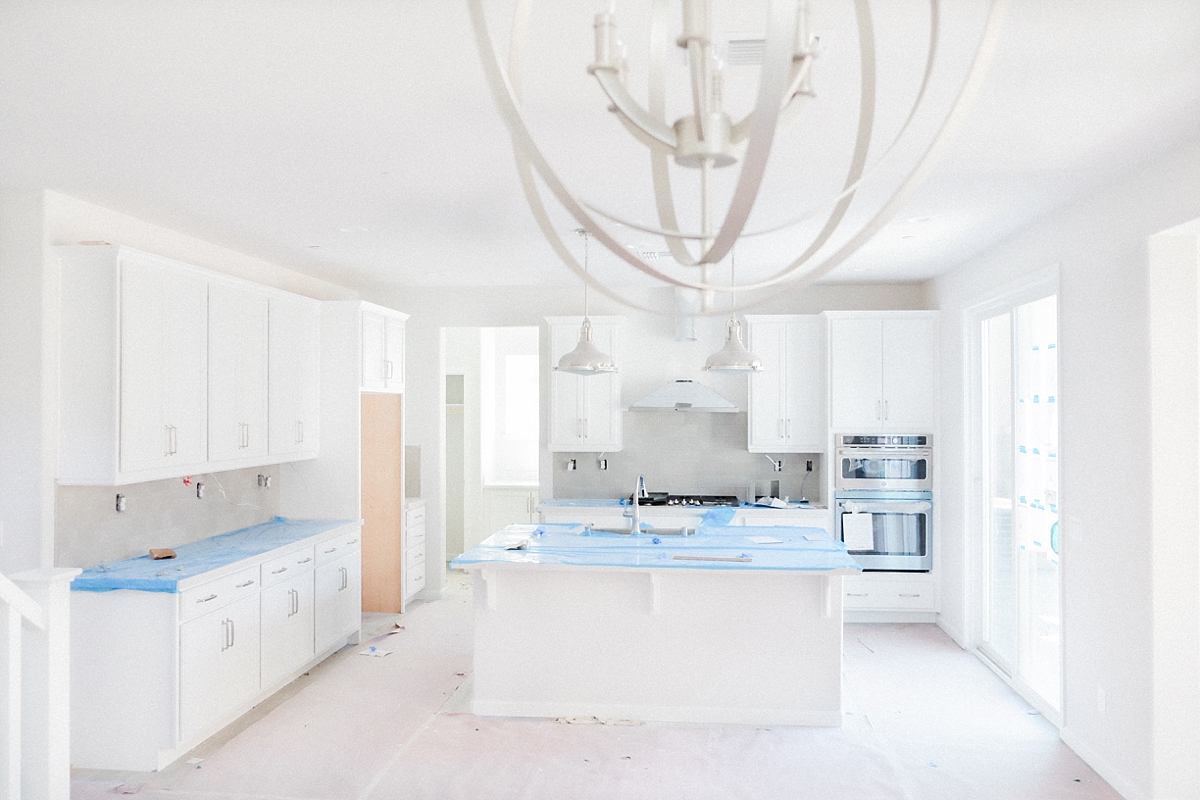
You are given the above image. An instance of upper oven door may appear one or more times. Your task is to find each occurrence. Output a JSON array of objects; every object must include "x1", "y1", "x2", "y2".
[{"x1": 835, "y1": 448, "x2": 932, "y2": 491}]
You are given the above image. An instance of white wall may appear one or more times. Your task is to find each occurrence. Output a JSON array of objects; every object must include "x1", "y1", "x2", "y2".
[
  {"x1": 371, "y1": 281, "x2": 927, "y2": 599},
  {"x1": 929, "y1": 141, "x2": 1200, "y2": 800}
]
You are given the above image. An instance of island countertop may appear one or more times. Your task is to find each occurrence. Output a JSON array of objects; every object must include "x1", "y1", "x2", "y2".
[{"x1": 450, "y1": 521, "x2": 860, "y2": 573}]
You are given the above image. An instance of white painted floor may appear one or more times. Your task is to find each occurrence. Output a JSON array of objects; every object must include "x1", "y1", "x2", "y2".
[{"x1": 72, "y1": 572, "x2": 1122, "y2": 800}]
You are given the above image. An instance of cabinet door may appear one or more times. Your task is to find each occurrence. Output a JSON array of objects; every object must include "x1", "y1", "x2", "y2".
[
  {"x1": 209, "y1": 283, "x2": 269, "y2": 461},
  {"x1": 747, "y1": 321, "x2": 787, "y2": 452},
  {"x1": 783, "y1": 317, "x2": 827, "y2": 450},
  {"x1": 880, "y1": 316, "x2": 936, "y2": 430},
  {"x1": 829, "y1": 316, "x2": 884, "y2": 430},
  {"x1": 361, "y1": 310, "x2": 387, "y2": 390},
  {"x1": 315, "y1": 553, "x2": 360, "y2": 651},
  {"x1": 580, "y1": 322, "x2": 620, "y2": 450},
  {"x1": 548, "y1": 323, "x2": 584, "y2": 450},
  {"x1": 384, "y1": 314, "x2": 405, "y2": 392},
  {"x1": 260, "y1": 571, "x2": 315, "y2": 689},
  {"x1": 119, "y1": 259, "x2": 208, "y2": 474},
  {"x1": 178, "y1": 593, "x2": 260, "y2": 743},
  {"x1": 269, "y1": 297, "x2": 321, "y2": 457}
]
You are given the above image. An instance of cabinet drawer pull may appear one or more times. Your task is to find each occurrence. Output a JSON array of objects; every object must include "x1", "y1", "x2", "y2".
[
  {"x1": 346, "y1": 539, "x2": 358, "y2": 545},
  {"x1": 236, "y1": 580, "x2": 255, "y2": 589},
  {"x1": 197, "y1": 594, "x2": 218, "y2": 603},
  {"x1": 846, "y1": 592, "x2": 869, "y2": 597},
  {"x1": 271, "y1": 567, "x2": 288, "y2": 575},
  {"x1": 228, "y1": 618, "x2": 235, "y2": 648},
  {"x1": 883, "y1": 400, "x2": 889, "y2": 421},
  {"x1": 385, "y1": 360, "x2": 394, "y2": 380},
  {"x1": 324, "y1": 547, "x2": 337, "y2": 554},
  {"x1": 898, "y1": 593, "x2": 922, "y2": 598},
  {"x1": 785, "y1": 419, "x2": 791, "y2": 439},
  {"x1": 296, "y1": 557, "x2": 312, "y2": 564}
]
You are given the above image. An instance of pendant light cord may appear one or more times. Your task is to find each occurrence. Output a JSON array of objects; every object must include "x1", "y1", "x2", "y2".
[{"x1": 582, "y1": 229, "x2": 590, "y2": 319}]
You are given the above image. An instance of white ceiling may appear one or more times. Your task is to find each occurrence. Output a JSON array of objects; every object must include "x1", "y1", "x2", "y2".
[{"x1": 1, "y1": 0, "x2": 1197, "y2": 298}]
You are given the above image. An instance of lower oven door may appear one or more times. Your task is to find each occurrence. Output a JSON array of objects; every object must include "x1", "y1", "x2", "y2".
[{"x1": 835, "y1": 494, "x2": 932, "y2": 571}]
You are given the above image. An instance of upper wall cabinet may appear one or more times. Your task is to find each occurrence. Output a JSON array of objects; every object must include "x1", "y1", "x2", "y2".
[
  {"x1": 745, "y1": 315, "x2": 827, "y2": 452},
  {"x1": 827, "y1": 311, "x2": 937, "y2": 432},
  {"x1": 57, "y1": 245, "x2": 322, "y2": 485},
  {"x1": 268, "y1": 296, "x2": 321, "y2": 459},
  {"x1": 208, "y1": 283, "x2": 270, "y2": 463},
  {"x1": 546, "y1": 317, "x2": 622, "y2": 452},
  {"x1": 361, "y1": 305, "x2": 407, "y2": 393}
]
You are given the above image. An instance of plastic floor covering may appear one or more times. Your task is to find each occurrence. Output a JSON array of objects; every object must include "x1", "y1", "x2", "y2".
[{"x1": 71, "y1": 572, "x2": 1122, "y2": 800}]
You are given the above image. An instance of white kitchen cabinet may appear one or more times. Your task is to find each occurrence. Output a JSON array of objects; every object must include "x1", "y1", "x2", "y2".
[
  {"x1": 208, "y1": 282, "x2": 270, "y2": 462},
  {"x1": 59, "y1": 246, "x2": 210, "y2": 484},
  {"x1": 745, "y1": 315, "x2": 826, "y2": 452},
  {"x1": 268, "y1": 295, "x2": 321, "y2": 459},
  {"x1": 179, "y1": 592, "x2": 261, "y2": 743},
  {"x1": 404, "y1": 500, "x2": 427, "y2": 600},
  {"x1": 546, "y1": 316, "x2": 622, "y2": 452},
  {"x1": 315, "y1": 530, "x2": 362, "y2": 652},
  {"x1": 827, "y1": 312, "x2": 936, "y2": 432},
  {"x1": 259, "y1": 553, "x2": 316, "y2": 690},
  {"x1": 57, "y1": 244, "x2": 325, "y2": 485},
  {"x1": 71, "y1": 520, "x2": 362, "y2": 771},
  {"x1": 843, "y1": 573, "x2": 937, "y2": 614},
  {"x1": 361, "y1": 304, "x2": 408, "y2": 393}
]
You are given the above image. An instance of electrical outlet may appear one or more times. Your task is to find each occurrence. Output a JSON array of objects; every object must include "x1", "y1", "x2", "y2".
[
  {"x1": 115, "y1": 493, "x2": 127, "y2": 513},
  {"x1": 806, "y1": 460, "x2": 813, "y2": 472},
  {"x1": 566, "y1": 459, "x2": 576, "y2": 472},
  {"x1": 598, "y1": 458, "x2": 608, "y2": 471},
  {"x1": 773, "y1": 459, "x2": 783, "y2": 472},
  {"x1": 196, "y1": 482, "x2": 205, "y2": 499}
]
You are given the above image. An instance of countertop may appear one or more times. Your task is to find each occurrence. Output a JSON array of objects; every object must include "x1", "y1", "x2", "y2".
[
  {"x1": 450, "y1": 521, "x2": 859, "y2": 573},
  {"x1": 72, "y1": 517, "x2": 359, "y2": 593},
  {"x1": 538, "y1": 499, "x2": 826, "y2": 510}
]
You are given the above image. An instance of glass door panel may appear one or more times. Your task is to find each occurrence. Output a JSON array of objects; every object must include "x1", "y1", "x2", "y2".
[{"x1": 980, "y1": 294, "x2": 1060, "y2": 712}]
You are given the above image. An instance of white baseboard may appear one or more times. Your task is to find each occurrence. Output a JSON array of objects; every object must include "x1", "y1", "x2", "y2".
[
  {"x1": 936, "y1": 616, "x2": 969, "y2": 649},
  {"x1": 843, "y1": 610, "x2": 937, "y2": 624},
  {"x1": 1059, "y1": 726, "x2": 1146, "y2": 800}
]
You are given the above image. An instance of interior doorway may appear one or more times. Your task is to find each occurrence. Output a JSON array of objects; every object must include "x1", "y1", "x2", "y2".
[
  {"x1": 443, "y1": 326, "x2": 539, "y2": 560},
  {"x1": 974, "y1": 283, "x2": 1060, "y2": 716}
]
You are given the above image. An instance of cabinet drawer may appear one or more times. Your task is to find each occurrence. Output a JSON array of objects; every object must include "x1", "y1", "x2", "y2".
[
  {"x1": 315, "y1": 529, "x2": 362, "y2": 566},
  {"x1": 407, "y1": 523, "x2": 426, "y2": 549},
  {"x1": 405, "y1": 505, "x2": 426, "y2": 527},
  {"x1": 843, "y1": 576, "x2": 936, "y2": 611},
  {"x1": 260, "y1": 546, "x2": 315, "y2": 588},
  {"x1": 406, "y1": 544, "x2": 425, "y2": 568},
  {"x1": 179, "y1": 566, "x2": 260, "y2": 622},
  {"x1": 406, "y1": 564, "x2": 425, "y2": 594}
]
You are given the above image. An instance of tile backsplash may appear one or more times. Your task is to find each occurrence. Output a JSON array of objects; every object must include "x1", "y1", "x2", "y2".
[
  {"x1": 551, "y1": 412, "x2": 823, "y2": 505},
  {"x1": 56, "y1": 465, "x2": 281, "y2": 568}
]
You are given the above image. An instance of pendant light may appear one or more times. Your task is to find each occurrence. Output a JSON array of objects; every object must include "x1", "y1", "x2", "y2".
[
  {"x1": 704, "y1": 250, "x2": 763, "y2": 372},
  {"x1": 556, "y1": 229, "x2": 617, "y2": 375}
]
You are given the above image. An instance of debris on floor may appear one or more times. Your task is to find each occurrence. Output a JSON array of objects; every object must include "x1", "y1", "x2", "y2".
[
  {"x1": 554, "y1": 716, "x2": 642, "y2": 726},
  {"x1": 112, "y1": 782, "x2": 144, "y2": 794},
  {"x1": 185, "y1": 758, "x2": 204, "y2": 766},
  {"x1": 360, "y1": 645, "x2": 392, "y2": 657}
]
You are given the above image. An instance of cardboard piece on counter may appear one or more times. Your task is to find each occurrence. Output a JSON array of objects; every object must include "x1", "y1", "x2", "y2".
[{"x1": 149, "y1": 548, "x2": 177, "y2": 560}]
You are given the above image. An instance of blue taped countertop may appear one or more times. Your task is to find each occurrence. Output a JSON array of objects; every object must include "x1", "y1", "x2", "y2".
[
  {"x1": 72, "y1": 517, "x2": 359, "y2": 593},
  {"x1": 450, "y1": 522, "x2": 860, "y2": 573}
]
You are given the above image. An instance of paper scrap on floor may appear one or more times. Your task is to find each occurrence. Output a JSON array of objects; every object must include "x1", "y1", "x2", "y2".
[{"x1": 746, "y1": 535, "x2": 783, "y2": 544}]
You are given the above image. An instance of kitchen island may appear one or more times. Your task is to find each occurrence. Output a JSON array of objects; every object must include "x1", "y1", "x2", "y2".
[{"x1": 450, "y1": 517, "x2": 860, "y2": 726}]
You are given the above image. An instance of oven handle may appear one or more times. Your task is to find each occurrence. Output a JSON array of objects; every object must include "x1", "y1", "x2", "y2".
[
  {"x1": 841, "y1": 501, "x2": 932, "y2": 514},
  {"x1": 837, "y1": 448, "x2": 932, "y2": 459}
]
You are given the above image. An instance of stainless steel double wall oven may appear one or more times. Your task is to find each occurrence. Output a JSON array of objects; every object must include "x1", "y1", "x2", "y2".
[{"x1": 834, "y1": 434, "x2": 933, "y2": 571}]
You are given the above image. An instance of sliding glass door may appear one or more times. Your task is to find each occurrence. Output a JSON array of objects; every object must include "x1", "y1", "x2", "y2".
[{"x1": 979, "y1": 293, "x2": 1060, "y2": 713}]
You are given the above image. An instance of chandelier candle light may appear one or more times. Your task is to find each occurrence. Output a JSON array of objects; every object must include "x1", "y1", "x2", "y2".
[{"x1": 467, "y1": 0, "x2": 1007, "y2": 317}]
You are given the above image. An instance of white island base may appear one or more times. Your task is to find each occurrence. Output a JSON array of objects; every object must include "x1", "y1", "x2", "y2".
[{"x1": 468, "y1": 565, "x2": 848, "y2": 726}]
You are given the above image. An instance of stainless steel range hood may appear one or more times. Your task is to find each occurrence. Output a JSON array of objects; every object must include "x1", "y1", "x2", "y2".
[{"x1": 628, "y1": 379, "x2": 738, "y2": 413}]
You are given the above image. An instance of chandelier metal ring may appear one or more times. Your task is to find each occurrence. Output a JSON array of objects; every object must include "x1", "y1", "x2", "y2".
[{"x1": 466, "y1": 0, "x2": 1008, "y2": 315}]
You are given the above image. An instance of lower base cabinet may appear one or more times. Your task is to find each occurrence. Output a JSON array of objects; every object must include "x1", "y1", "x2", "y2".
[
  {"x1": 843, "y1": 573, "x2": 937, "y2": 612},
  {"x1": 71, "y1": 522, "x2": 362, "y2": 772},
  {"x1": 179, "y1": 593, "x2": 262, "y2": 743}
]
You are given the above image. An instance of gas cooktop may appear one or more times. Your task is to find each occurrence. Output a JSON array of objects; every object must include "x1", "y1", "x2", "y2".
[{"x1": 628, "y1": 494, "x2": 741, "y2": 507}]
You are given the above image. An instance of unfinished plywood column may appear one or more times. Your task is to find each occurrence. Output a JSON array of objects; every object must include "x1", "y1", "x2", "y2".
[{"x1": 361, "y1": 393, "x2": 404, "y2": 613}]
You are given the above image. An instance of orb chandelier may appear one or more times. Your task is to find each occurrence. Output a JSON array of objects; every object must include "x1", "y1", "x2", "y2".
[{"x1": 467, "y1": 0, "x2": 1006, "y2": 317}]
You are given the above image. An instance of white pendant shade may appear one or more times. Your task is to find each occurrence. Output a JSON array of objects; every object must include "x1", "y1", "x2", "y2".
[
  {"x1": 704, "y1": 318, "x2": 762, "y2": 372},
  {"x1": 556, "y1": 318, "x2": 617, "y2": 375}
]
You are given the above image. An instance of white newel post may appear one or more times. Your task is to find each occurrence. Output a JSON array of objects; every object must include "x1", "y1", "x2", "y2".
[{"x1": 11, "y1": 568, "x2": 81, "y2": 800}]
